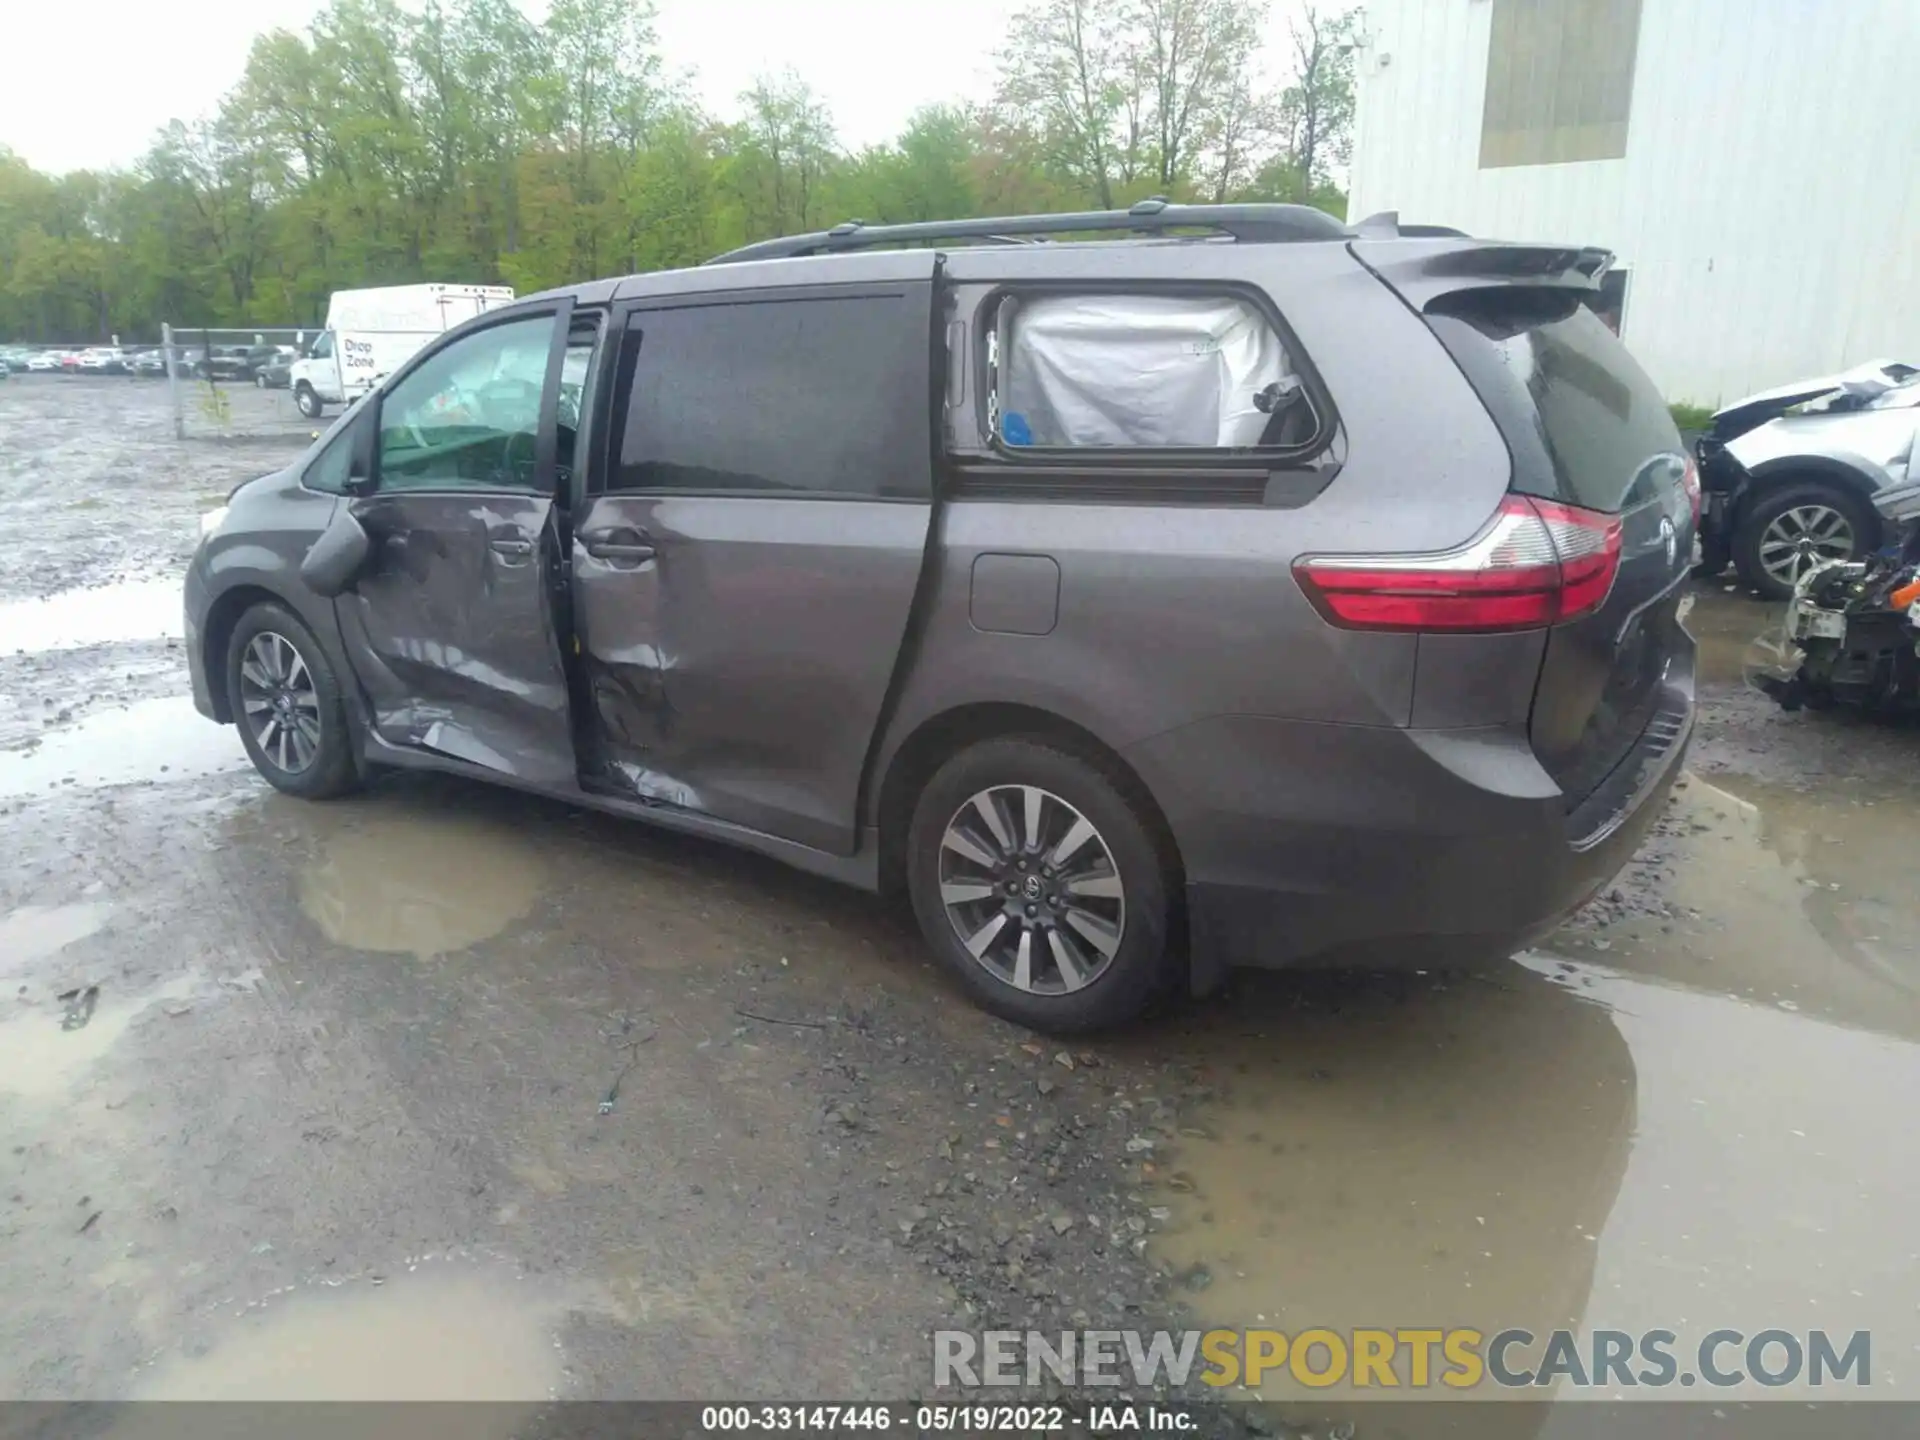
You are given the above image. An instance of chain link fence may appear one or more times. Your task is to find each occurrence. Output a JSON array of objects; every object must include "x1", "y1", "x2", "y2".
[{"x1": 161, "y1": 325, "x2": 321, "y2": 442}]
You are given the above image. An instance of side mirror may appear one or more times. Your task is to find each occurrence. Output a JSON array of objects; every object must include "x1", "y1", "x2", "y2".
[{"x1": 299, "y1": 505, "x2": 371, "y2": 597}]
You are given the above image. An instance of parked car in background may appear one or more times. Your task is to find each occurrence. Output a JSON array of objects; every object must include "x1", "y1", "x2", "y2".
[
  {"x1": 185, "y1": 202, "x2": 1696, "y2": 1033},
  {"x1": 242, "y1": 344, "x2": 294, "y2": 383},
  {"x1": 191, "y1": 346, "x2": 257, "y2": 381},
  {"x1": 1696, "y1": 358, "x2": 1920, "y2": 598},
  {"x1": 128, "y1": 348, "x2": 168, "y2": 378},
  {"x1": 76, "y1": 347, "x2": 132, "y2": 375},
  {"x1": 254, "y1": 347, "x2": 297, "y2": 388},
  {"x1": 24, "y1": 351, "x2": 62, "y2": 373}
]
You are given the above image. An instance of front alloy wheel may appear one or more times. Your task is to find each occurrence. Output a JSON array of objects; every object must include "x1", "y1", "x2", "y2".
[
  {"x1": 225, "y1": 602, "x2": 358, "y2": 799},
  {"x1": 238, "y1": 630, "x2": 322, "y2": 774},
  {"x1": 1756, "y1": 503, "x2": 1855, "y2": 592}
]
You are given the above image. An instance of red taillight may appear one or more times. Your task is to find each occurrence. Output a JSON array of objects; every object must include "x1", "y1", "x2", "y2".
[
  {"x1": 1293, "y1": 495, "x2": 1623, "y2": 633},
  {"x1": 1682, "y1": 454, "x2": 1702, "y2": 525}
]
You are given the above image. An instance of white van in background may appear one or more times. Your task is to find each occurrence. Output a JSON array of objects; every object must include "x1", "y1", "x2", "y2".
[{"x1": 290, "y1": 283, "x2": 514, "y2": 418}]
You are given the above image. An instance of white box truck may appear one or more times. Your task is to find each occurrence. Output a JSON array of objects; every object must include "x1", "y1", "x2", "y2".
[{"x1": 290, "y1": 282, "x2": 515, "y2": 418}]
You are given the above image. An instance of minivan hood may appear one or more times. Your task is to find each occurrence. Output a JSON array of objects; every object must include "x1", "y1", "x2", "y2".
[{"x1": 227, "y1": 465, "x2": 296, "y2": 503}]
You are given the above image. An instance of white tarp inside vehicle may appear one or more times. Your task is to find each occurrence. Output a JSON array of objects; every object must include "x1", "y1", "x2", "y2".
[{"x1": 999, "y1": 293, "x2": 1294, "y2": 449}]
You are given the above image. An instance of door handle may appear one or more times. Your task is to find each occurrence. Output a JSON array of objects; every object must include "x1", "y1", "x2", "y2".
[
  {"x1": 582, "y1": 530, "x2": 655, "y2": 562},
  {"x1": 489, "y1": 538, "x2": 535, "y2": 558}
]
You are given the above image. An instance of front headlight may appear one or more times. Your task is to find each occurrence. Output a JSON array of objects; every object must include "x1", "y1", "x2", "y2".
[{"x1": 199, "y1": 505, "x2": 229, "y2": 539}]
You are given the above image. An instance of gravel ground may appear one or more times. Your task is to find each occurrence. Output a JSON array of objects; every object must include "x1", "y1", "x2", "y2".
[{"x1": 5, "y1": 378, "x2": 1920, "y2": 1427}]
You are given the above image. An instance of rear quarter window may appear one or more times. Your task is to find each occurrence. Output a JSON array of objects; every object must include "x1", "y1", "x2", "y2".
[
  {"x1": 983, "y1": 290, "x2": 1322, "y2": 454},
  {"x1": 1426, "y1": 289, "x2": 1683, "y2": 514}
]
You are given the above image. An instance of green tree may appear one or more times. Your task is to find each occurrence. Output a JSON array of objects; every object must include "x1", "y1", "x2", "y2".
[
  {"x1": 0, "y1": 0, "x2": 1360, "y2": 344},
  {"x1": 1277, "y1": 5, "x2": 1360, "y2": 194}
]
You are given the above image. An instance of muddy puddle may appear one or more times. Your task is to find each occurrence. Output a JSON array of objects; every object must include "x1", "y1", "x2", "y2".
[
  {"x1": 0, "y1": 576, "x2": 184, "y2": 653},
  {"x1": 0, "y1": 972, "x2": 199, "y2": 1099},
  {"x1": 0, "y1": 696, "x2": 247, "y2": 797},
  {"x1": 0, "y1": 898, "x2": 111, "y2": 976},
  {"x1": 128, "y1": 1269, "x2": 561, "y2": 1432},
  {"x1": 1148, "y1": 753, "x2": 1920, "y2": 1399},
  {"x1": 299, "y1": 804, "x2": 546, "y2": 958},
  {"x1": 1686, "y1": 584, "x2": 1784, "y2": 687},
  {"x1": 1568, "y1": 773, "x2": 1920, "y2": 1038}
]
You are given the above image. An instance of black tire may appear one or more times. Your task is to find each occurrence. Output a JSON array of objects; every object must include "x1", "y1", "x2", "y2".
[
  {"x1": 1733, "y1": 480, "x2": 1877, "y2": 601},
  {"x1": 906, "y1": 736, "x2": 1176, "y2": 1033},
  {"x1": 225, "y1": 602, "x2": 359, "y2": 800},
  {"x1": 294, "y1": 383, "x2": 324, "y2": 419}
]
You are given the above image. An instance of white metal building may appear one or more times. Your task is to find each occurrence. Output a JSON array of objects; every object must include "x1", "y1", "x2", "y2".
[{"x1": 1346, "y1": 0, "x2": 1920, "y2": 406}]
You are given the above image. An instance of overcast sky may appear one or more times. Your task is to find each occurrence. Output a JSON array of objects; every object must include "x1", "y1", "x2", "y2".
[
  {"x1": 0, "y1": 0, "x2": 1011, "y2": 175},
  {"x1": 0, "y1": 0, "x2": 1312, "y2": 176}
]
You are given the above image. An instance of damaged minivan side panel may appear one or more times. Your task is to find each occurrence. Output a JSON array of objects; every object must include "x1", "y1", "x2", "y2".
[
  {"x1": 329, "y1": 303, "x2": 583, "y2": 789},
  {"x1": 568, "y1": 264, "x2": 941, "y2": 854},
  {"x1": 337, "y1": 492, "x2": 576, "y2": 783}
]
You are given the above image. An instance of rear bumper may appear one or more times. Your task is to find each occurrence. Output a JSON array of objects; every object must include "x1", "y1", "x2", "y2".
[{"x1": 1127, "y1": 661, "x2": 1694, "y2": 980}]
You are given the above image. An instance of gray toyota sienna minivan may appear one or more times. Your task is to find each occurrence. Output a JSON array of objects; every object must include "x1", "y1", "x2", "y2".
[{"x1": 184, "y1": 202, "x2": 1697, "y2": 1032}]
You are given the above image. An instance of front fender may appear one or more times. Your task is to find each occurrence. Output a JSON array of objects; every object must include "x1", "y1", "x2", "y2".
[
  {"x1": 1725, "y1": 409, "x2": 1918, "y2": 494},
  {"x1": 191, "y1": 469, "x2": 361, "y2": 726}
]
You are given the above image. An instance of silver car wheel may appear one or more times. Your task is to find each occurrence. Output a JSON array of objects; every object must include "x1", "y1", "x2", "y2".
[
  {"x1": 1757, "y1": 504, "x2": 1855, "y2": 590},
  {"x1": 238, "y1": 631, "x2": 322, "y2": 774},
  {"x1": 937, "y1": 785, "x2": 1125, "y2": 995}
]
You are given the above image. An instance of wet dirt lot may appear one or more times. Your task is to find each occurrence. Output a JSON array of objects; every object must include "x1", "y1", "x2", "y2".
[{"x1": 5, "y1": 378, "x2": 1920, "y2": 1421}]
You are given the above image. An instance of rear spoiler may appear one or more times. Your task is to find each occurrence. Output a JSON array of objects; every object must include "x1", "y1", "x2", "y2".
[{"x1": 1350, "y1": 235, "x2": 1614, "y2": 311}]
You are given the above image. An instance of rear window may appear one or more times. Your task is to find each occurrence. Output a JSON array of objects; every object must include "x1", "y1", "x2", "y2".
[{"x1": 1426, "y1": 289, "x2": 1683, "y2": 514}]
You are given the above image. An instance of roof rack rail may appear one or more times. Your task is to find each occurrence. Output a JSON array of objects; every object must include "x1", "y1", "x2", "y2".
[{"x1": 704, "y1": 198, "x2": 1349, "y2": 265}]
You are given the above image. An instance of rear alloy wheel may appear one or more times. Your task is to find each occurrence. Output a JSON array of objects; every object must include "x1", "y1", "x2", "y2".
[
  {"x1": 938, "y1": 784, "x2": 1126, "y2": 996},
  {"x1": 907, "y1": 738, "x2": 1174, "y2": 1032},
  {"x1": 1735, "y1": 481, "x2": 1874, "y2": 600},
  {"x1": 226, "y1": 602, "x2": 359, "y2": 799}
]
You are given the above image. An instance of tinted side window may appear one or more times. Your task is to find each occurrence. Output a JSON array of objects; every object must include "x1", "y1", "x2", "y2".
[{"x1": 613, "y1": 295, "x2": 928, "y2": 498}]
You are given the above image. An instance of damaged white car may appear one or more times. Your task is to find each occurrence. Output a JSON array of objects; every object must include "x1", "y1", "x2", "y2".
[
  {"x1": 1695, "y1": 359, "x2": 1920, "y2": 599},
  {"x1": 1752, "y1": 477, "x2": 1920, "y2": 714}
]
